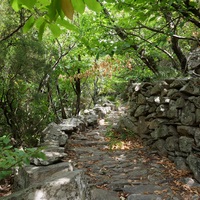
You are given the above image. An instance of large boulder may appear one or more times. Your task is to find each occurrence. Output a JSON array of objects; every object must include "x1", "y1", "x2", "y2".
[
  {"x1": 60, "y1": 117, "x2": 86, "y2": 134},
  {"x1": 3, "y1": 169, "x2": 90, "y2": 200},
  {"x1": 41, "y1": 122, "x2": 68, "y2": 147},
  {"x1": 13, "y1": 162, "x2": 72, "y2": 191},
  {"x1": 83, "y1": 109, "x2": 98, "y2": 126}
]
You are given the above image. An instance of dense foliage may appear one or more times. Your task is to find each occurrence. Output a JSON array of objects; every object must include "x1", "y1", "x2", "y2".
[{"x1": 0, "y1": 0, "x2": 199, "y2": 178}]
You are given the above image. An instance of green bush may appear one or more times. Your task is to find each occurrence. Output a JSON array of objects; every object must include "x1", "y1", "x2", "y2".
[{"x1": 0, "y1": 135, "x2": 46, "y2": 180}]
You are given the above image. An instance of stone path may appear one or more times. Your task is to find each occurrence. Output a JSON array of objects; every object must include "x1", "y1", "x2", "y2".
[{"x1": 65, "y1": 109, "x2": 200, "y2": 200}]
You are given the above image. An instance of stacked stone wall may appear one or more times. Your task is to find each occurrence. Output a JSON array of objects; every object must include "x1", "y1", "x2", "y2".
[{"x1": 126, "y1": 78, "x2": 200, "y2": 182}]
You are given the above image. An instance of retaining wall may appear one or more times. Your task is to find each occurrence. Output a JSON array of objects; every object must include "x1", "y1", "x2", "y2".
[{"x1": 126, "y1": 78, "x2": 200, "y2": 182}]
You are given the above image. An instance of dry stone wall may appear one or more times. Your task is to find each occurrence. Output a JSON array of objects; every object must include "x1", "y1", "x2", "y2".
[{"x1": 126, "y1": 78, "x2": 200, "y2": 182}]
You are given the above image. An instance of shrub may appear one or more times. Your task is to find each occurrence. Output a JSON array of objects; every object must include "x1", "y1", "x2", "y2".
[{"x1": 0, "y1": 135, "x2": 46, "y2": 180}]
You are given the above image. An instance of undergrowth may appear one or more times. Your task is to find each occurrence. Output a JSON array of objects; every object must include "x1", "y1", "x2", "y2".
[{"x1": 105, "y1": 126, "x2": 135, "y2": 150}]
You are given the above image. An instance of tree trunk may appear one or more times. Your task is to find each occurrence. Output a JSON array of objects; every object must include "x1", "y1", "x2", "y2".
[
  {"x1": 75, "y1": 54, "x2": 81, "y2": 115},
  {"x1": 56, "y1": 80, "x2": 67, "y2": 119}
]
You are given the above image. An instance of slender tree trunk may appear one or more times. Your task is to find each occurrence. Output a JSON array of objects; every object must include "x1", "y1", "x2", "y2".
[
  {"x1": 92, "y1": 77, "x2": 99, "y2": 105},
  {"x1": 47, "y1": 82, "x2": 60, "y2": 122},
  {"x1": 56, "y1": 80, "x2": 67, "y2": 119},
  {"x1": 75, "y1": 68, "x2": 81, "y2": 115},
  {"x1": 75, "y1": 55, "x2": 81, "y2": 115}
]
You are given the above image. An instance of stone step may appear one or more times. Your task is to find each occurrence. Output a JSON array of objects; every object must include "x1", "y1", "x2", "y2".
[{"x1": 70, "y1": 139, "x2": 109, "y2": 146}]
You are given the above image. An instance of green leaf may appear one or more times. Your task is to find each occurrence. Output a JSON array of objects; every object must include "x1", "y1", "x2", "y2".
[
  {"x1": 71, "y1": 0, "x2": 85, "y2": 14},
  {"x1": 35, "y1": 0, "x2": 51, "y2": 8},
  {"x1": 35, "y1": 17, "x2": 45, "y2": 29},
  {"x1": 38, "y1": 21, "x2": 46, "y2": 40},
  {"x1": 47, "y1": 0, "x2": 58, "y2": 22},
  {"x1": 36, "y1": 152, "x2": 46, "y2": 160},
  {"x1": 48, "y1": 24, "x2": 62, "y2": 38},
  {"x1": 24, "y1": 157, "x2": 30, "y2": 165},
  {"x1": 23, "y1": 16, "x2": 35, "y2": 33},
  {"x1": 57, "y1": 18, "x2": 78, "y2": 32},
  {"x1": 19, "y1": 0, "x2": 37, "y2": 10},
  {"x1": 11, "y1": 0, "x2": 21, "y2": 12},
  {"x1": 84, "y1": 0, "x2": 102, "y2": 12},
  {"x1": 0, "y1": 171, "x2": 12, "y2": 181},
  {"x1": 2, "y1": 136, "x2": 10, "y2": 145}
]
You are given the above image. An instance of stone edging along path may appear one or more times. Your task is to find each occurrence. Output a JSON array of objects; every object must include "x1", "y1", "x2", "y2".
[{"x1": 65, "y1": 108, "x2": 200, "y2": 200}]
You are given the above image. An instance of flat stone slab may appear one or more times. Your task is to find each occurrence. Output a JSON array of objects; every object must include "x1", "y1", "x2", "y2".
[
  {"x1": 91, "y1": 188, "x2": 120, "y2": 200},
  {"x1": 123, "y1": 185, "x2": 163, "y2": 194},
  {"x1": 127, "y1": 194, "x2": 162, "y2": 200}
]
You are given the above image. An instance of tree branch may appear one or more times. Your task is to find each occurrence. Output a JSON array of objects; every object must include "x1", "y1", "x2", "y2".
[
  {"x1": 0, "y1": 15, "x2": 32, "y2": 43},
  {"x1": 38, "y1": 42, "x2": 76, "y2": 92}
]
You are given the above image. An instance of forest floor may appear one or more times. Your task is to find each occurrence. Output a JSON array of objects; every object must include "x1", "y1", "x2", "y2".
[
  {"x1": 1, "y1": 107, "x2": 200, "y2": 199},
  {"x1": 66, "y1": 107, "x2": 200, "y2": 200}
]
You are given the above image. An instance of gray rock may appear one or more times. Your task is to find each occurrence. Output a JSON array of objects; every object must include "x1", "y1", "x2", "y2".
[
  {"x1": 151, "y1": 125, "x2": 169, "y2": 139},
  {"x1": 114, "y1": 116, "x2": 137, "y2": 135},
  {"x1": 31, "y1": 146, "x2": 67, "y2": 166},
  {"x1": 127, "y1": 194, "x2": 162, "y2": 200},
  {"x1": 93, "y1": 106, "x2": 111, "y2": 118},
  {"x1": 177, "y1": 126, "x2": 196, "y2": 136},
  {"x1": 180, "y1": 109, "x2": 196, "y2": 126},
  {"x1": 123, "y1": 185, "x2": 163, "y2": 194},
  {"x1": 60, "y1": 117, "x2": 86, "y2": 133},
  {"x1": 174, "y1": 157, "x2": 188, "y2": 170},
  {"x1": 167, "y1": 89, "x2": 180, "y2": 99},
  {"x1": 187, "y1": 48, "x2": 200, "y2": 70},
  {"x1": 180, "y1": 80, "x2": 200, "y2": 95},
  {"x1": 168, "y1": 125, "x2": 178, "y2": 136},
  {"x1": 129, "y1": 102, "x2": 138, "y2": 116},
  {"x1": 194, "y1": 128, "x2": 200, "y2": 147},
  {"x1": 13, "y1": 162, "x2": 73, "y2": 191},
  {"x1": 187, "y1": 154, "x2": 200, "y2": 183},
  {"x1": 84, "y1": 114, "x2": 98, "y2": 126},
  {"x1": 165, "y1": 136, "x2": 179, "y2": 151},
  {"x1": 150, "y1": 81, "x2": 168, "y2": 95},
  {"x1": 189, "y1": 96, "x2": 200, "y2": 108},
  {"x1": 103, "y1": 102, "x2": 116, "y2": 110},
  {"x1": 167, "y1": 105, "x2": 178, "y2": 119},
  {"x1": 134, "y1": 105, "x2": 148, "y2": 117},
  {"x1": 156, "y1": 104, "x2": 168, "y2": 117},
  {"x1": 179, "y1": 136, "x2": 194, "y2": 153},
  {"x1": 175, "y1": 97, "x2": 185, "y2": 108},
  {"x1": 148, "y1": 119, "x2": 167, "y2": 130},
  {"x1": 137, "y1": 116, "x2": 149, "y2": 135},
  {"x1": 137, "y1": 93, "x2": 146, "y2": 105},
  {"x1": 152, "y1": 139, "x2": 168, "y2": 156},
  {"x1": 58, "y1": 132, "x2": 68, "y2": 146},
  {"x1": 196, "y1": 109, "x2": 200, "y2": 123},
  {"x1": 170, "y1": 79, "x2": 187, "y2": 89},
  {"x1": 91, "y1": 189, "x2": 120, "y2": 200},
  {"x1": 41, "y1": 122, "x2": 68, "y2": 147},
  {"x1": 3, "y1": 169, "x2": 89, "y2": 200}
]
